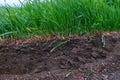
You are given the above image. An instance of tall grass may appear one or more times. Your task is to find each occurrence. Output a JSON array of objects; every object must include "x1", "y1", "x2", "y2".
[{"x1": 0, "y1": 0, "x2": 120, "y2": 39}]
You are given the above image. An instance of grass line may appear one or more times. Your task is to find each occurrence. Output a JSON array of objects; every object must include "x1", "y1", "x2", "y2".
[{"x1": 0, "y1": 0, "x2": 120, "y2": 39}]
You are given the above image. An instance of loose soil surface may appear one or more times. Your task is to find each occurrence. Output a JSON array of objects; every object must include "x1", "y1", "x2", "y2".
[{"x1": 0, "y1": 32, "x2": 120, "y2": 80}]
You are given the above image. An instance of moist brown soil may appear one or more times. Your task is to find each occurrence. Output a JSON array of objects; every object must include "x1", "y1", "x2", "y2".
[{"x1": 0, "y1": 32, "x2": 120, "y2": 80}]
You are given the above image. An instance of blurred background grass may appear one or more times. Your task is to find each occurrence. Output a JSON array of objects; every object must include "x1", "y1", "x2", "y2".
[{"x1": 0, "y1": 0, "x2": 120, "y2": 39}]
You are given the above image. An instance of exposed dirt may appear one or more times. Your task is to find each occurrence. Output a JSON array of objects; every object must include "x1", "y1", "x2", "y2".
[{"x1": 0, "y1": 32, "x2": 120, "y2": 80}]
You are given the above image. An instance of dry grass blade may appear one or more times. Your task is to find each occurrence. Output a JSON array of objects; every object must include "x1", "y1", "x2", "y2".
[{"x1": 50, "y1": 40, "x2": 70, "y2": 53}]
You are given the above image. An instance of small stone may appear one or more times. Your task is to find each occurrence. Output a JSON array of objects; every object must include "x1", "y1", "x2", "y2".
[{"x1": 91, "y1": 52, "x2": 100, "y2": 58}]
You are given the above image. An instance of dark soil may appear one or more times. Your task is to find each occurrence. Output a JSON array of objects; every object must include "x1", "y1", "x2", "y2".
[{"x1": 0, "y1": 32, "x2": 120, "y2": 80}]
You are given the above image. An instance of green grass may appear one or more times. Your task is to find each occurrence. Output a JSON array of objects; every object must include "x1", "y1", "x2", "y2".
[{"x1": 0, "y1": 0, "x2": 120, "y2": 39}]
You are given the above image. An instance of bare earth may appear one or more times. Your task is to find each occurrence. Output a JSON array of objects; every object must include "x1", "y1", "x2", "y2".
[{"x1": 0, "y1": 32, "x2": 120, "y2": 80}]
